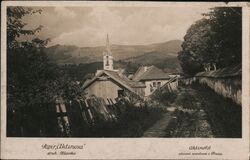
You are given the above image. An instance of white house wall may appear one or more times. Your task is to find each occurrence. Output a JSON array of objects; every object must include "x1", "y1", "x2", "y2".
[{"x1": 144, "y1": 80, "x2": 170, "y2": 97}]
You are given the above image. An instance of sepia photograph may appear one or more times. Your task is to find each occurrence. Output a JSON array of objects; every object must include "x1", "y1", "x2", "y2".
[
  {"x1": 5, "y1": 5, "x2": 243, "y2": 138},
  {"x1": 1, "y1": 1, "x2": 249, "y2": 160}
]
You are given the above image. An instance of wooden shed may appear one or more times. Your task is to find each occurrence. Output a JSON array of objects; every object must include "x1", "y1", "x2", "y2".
[{"x1": 82, "y1": 70, "x2": 146, "y2": 102}]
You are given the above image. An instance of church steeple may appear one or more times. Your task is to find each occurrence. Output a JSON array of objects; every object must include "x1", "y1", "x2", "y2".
[
  {"x1": 103, "y1": 34, "x2": 113, "y2": 70},
  {"x1": 106, "y1": 34, "x2": 111, "y2": 55}
]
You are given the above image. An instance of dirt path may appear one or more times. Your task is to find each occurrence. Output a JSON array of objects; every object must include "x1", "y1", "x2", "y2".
[
  {"x1": 142, "y1": 88, "x2": 188, "y2": 137},
  {"x1": 143, "y1": 112, "x2": 173, "y2": 137},
  {"x1": 143, "y1": 86, "x2": 213, "y2": 138},
  {"x1": 167, "y1": 86, "x2": 214, "y2": 138},
  {"x1": 143, "y1": 84, "x2": 241, "y2": 138}
]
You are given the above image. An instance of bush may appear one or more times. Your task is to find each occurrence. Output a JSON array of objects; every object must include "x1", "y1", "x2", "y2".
[
  {"x1": 83, "y1": 104, "x2": 166, "y2": 137},
  {"x1": 151, "y1": 89, "x2": 178, "y2": 106}
]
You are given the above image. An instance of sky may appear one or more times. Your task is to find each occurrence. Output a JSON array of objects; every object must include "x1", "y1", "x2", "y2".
[{"x1": 22, "y1": 6, "x2": 211, "y2": 47}]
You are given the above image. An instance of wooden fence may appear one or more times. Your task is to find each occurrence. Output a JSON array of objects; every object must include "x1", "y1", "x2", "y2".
[
  {"x1": 149, "y1": 76, "x2": 179, "y2": 98},
  {"x1": 7, "y1": 96, "x2": 134, "y2": 137},
  {"x1": 55, "y1": 96, "x2": 132, "y2": 137},
  {"x1": 147, "y1": 77, "x2": 179, "y2": 106}
]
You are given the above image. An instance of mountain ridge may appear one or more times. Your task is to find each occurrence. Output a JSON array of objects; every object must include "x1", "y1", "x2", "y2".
[{"x1": 45, "y1": 39, "x2": 183, "y2": 65}]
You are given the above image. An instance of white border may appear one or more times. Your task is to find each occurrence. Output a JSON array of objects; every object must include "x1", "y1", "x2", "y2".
[{"x1": 1, "y1": 2, "x2": 249, "y2": 159}]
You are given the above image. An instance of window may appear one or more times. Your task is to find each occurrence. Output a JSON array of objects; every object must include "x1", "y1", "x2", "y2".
[
  {"x1": 153, "y1": 82, "x2": 156, "y2": 87},
  {"x1": 157, "y1": 82, "x2": 161, "y2": 88},
  {"x1": 150, "y1": 86, "x2": 154, "y2": 92},
  {"x1": 106, "y1": 57, "x2": 109, "y2": 66}
]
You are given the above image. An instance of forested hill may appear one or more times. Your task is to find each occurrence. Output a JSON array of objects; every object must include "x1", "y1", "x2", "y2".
[
  {"x1": 44, "y1": 40, "x2": 182, "y2": 65},
  {"x1": 45, "y1": 40, "x2": 182, "y2": 80}
]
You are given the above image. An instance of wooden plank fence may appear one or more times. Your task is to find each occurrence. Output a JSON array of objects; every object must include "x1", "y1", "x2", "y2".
[
  {"x1": 55, "y1": 96, "x2": 131, "y2": 136},
  {"x1": 149, "y1": 76, "x2": 179, "y2": 99}
]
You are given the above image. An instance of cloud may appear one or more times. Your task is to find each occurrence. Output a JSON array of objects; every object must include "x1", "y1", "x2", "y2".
[
  {"x1": 23, "y1": 6, "x2": 210, "y2": 47},
  {"x1": 54, "y1": 7, "x2": 76, "y2": 18}
]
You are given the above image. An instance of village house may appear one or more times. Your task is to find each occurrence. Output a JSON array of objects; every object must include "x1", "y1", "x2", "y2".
[
  {"x1": 82, "y1": 35, "x2": 177, "y2": 102},
  {"x1": 132, "y1": 65, "x2": 173, "y2": 97}
]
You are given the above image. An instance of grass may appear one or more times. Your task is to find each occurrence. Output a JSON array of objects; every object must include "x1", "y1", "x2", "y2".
[
  {"x1": 192, "y1": 83, "x2": 242, "y2": 138},
  {"x1": 165, "y1": 109, "x2": 214, "y2": 138},
  {"x1": 164, "y1": 83, "x2": 242, "y2": 138},
  {"x1": 151, "y1": 88, "x2": 178, "y2": 106}
]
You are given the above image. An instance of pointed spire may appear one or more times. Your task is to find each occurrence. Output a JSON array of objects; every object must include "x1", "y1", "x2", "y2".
[
  {"x1": 103, "y1": 34, "x2": 113, "y2": 70},
  {"x1": 106, "y1": 34, "x2": 111, "y2": 55},
  {"x1": 106, "y1": 34, "x2": 109, "y2": 47}
]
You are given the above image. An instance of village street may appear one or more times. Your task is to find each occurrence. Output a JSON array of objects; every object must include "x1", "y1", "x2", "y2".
[
  {"x1": 6, "y1": 6, "x2": 242, "y2": 140},
  {"x1": 143, "y1": 84, "x2": 241, "y2": 138}
]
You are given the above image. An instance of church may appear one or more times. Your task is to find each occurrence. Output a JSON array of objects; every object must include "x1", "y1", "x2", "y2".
[{"x1": 82, "y1": 35, "x2": 176, "y2": 102}]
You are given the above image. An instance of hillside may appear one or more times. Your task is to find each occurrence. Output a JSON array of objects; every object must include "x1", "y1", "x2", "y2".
[
  {"x1": 46, "y1": 40, "x2": 183, "y2": 80},
  {"x1": 119, "y1": 51, "x2": 180, "y2": 73},
  {"x1": 45, "y1": 40, "x2": 182, "y2": 65}
]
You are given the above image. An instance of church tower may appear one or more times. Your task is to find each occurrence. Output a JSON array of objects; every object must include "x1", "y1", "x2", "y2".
[{"x1": 103, "y1": 34, "x2": 113, "y2": 70}]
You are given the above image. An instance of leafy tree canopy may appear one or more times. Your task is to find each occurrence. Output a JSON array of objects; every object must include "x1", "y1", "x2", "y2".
[
  {"x1": 7, "y1": 7, "x2": 85, "y2": 137},
  {"x1": 178, "y1": 7, "x2": 242, "y2": 75},
  {"x1": 7, "y1": 7, "x2": 83, "y2": 110}
]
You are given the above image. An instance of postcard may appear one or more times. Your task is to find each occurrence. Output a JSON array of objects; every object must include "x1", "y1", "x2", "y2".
[{"x1": 1, "y1": 1, "x2": 249, "y2": 159}]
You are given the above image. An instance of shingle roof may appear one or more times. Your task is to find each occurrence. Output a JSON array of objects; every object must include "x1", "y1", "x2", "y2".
[
  {"x1": 133, "y1": 66, "x2": 148, "y2": 81},
  {"x1": 195, "y1": 64, "x2": 241, "y2": 78},
  {"x1": 82, "y1": 70, "x2": 146, "y2": 95},
  {"x1": 133, "y1": 66, "x2": 170, "y2": 81},
  {"x1": 104, "y1": 70, "x2": 146, "y2": 88}
]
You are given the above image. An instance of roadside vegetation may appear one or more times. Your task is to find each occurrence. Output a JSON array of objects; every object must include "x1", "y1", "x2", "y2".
[
  {"x1": 89, "y1": 105, "x2": 166, "y2": 137},
  {"x1": 151, "y1": 89, "x2": 178, "y2": 106},
  {"x1": 164, "y1": 83, "x2": 241, "y2": 138}
]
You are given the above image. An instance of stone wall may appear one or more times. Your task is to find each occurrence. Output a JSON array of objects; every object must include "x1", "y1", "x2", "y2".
[
  {"x1": 186, "y1": 65, "x2": 242, "y2": 105},
  {"x1": 197, "y1": 77, "x2": 241, "y2": 105}
]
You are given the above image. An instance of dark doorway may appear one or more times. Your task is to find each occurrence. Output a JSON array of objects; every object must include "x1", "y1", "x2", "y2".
[{"x1": 118, "y1": 89, "x2": 125, "y2": 97}]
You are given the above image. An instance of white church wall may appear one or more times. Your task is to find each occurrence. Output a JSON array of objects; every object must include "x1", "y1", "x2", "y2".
[{"x1": 103, "y1": 55, "x2": 113, "y2": 70}]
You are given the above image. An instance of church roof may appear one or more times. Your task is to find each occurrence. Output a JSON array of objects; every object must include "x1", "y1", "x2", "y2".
[
  {"x1": 133, "y1": 65, "x2": 170, "y2": 81},
  {"x1": 82, "y1": 70, "x2": 146, "y2": 96}
]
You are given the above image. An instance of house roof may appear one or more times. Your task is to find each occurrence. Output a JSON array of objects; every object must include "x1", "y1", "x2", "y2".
[
  {"x1": 195, "y1": 64, "x2": 241, "y2": 78},
  {"x1": 104, "y1": 70, "x2": 146, "y2": 88},
  {"x1": 82, "y1": 70, "x2": 146, "y2": 95},
  {"x1": 133, "y1": 65, "x2": 170, "y2": 81}
]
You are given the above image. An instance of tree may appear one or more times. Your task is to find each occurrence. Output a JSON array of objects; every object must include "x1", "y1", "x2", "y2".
[
  {"x1": 7, "y1": 7, "x2": 84, "y2": 137},
  {"x1": 206, "y1": 7, "x2": 242, "y2": 67},
  {"x1": 178, "y1": 7, "x2": 242, "y2": 75},
  {"x1": 178, "y1": 18, "x2": 213, "y2": 75},
  {"x1": 7, "y1": 7, "x2": 61, "y2": 136}
]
